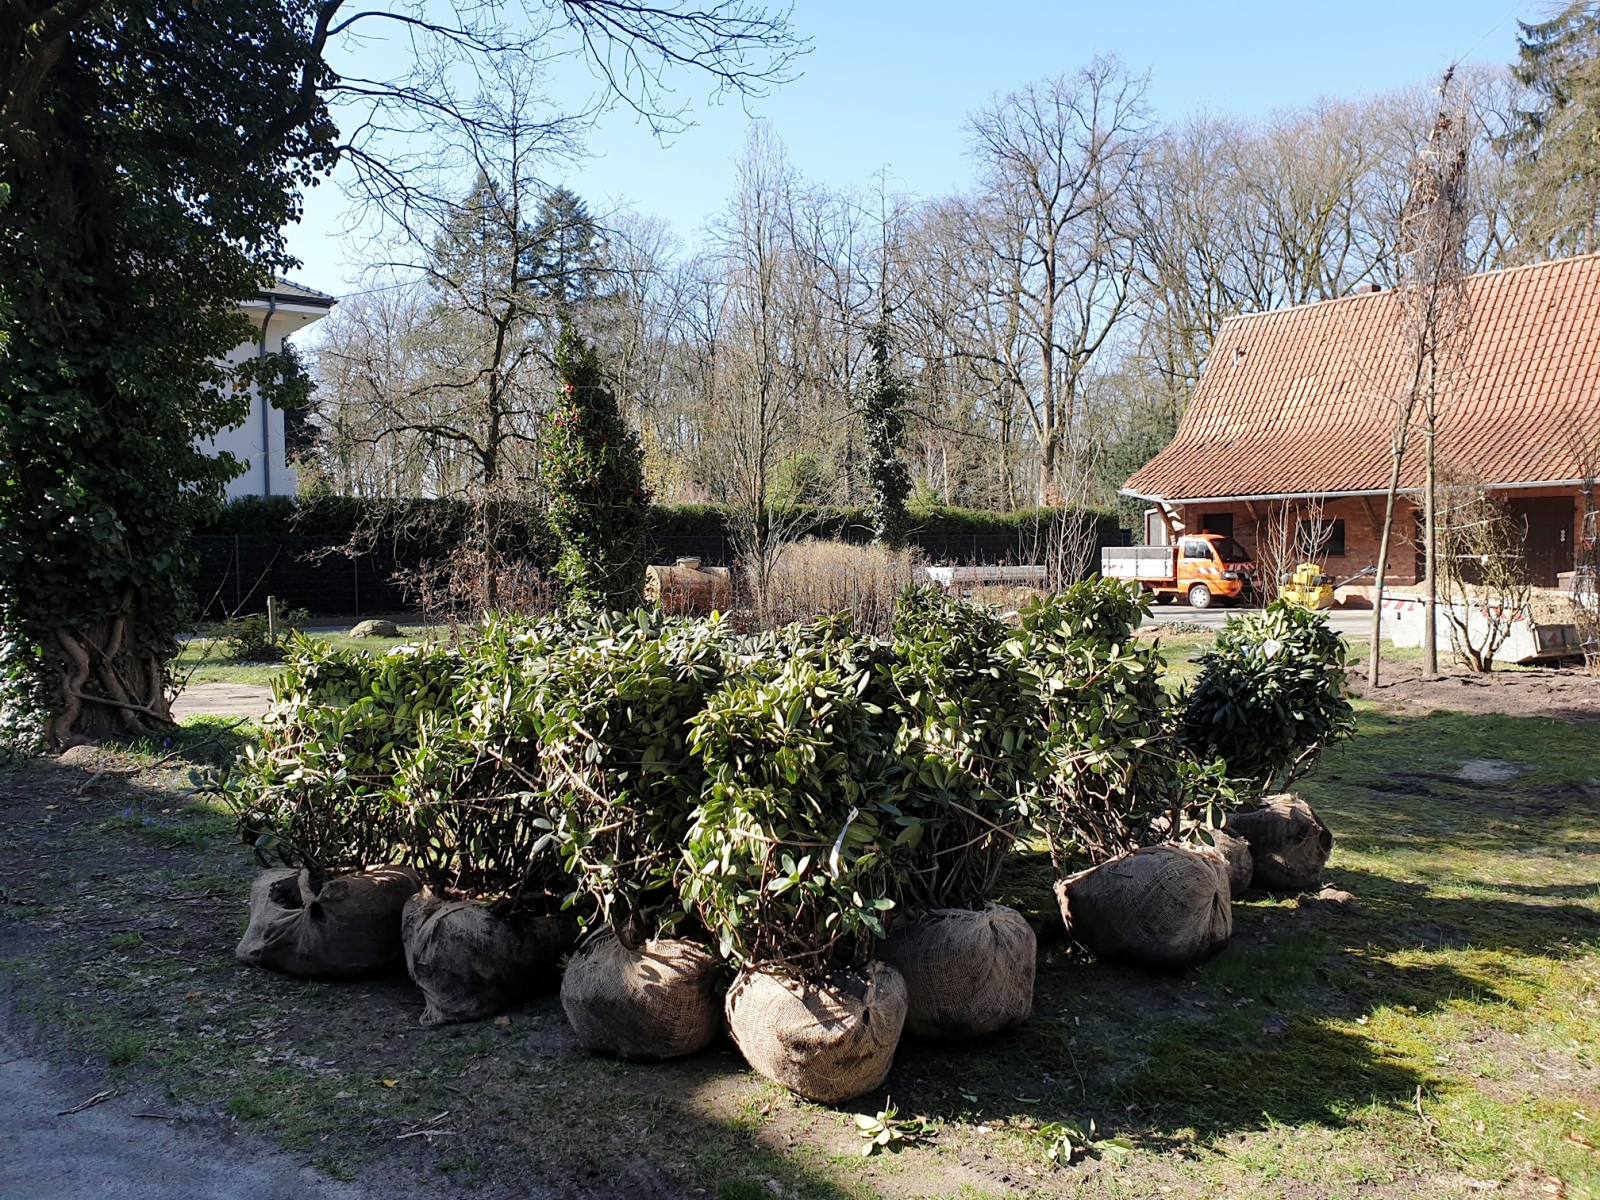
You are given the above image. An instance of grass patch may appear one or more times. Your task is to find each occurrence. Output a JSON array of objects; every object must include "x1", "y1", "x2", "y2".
[
  {"x1": 226, "y1": 1091, "x2": 271, "y2": 1120},
  {"x1": 104, "y1": 1032, "x2": 146, "y2": 1067}
]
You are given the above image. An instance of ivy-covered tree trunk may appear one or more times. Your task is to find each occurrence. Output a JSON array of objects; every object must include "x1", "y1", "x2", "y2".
[
  {"x1": 545, "y1": 328, "x2": 651, "y2": 610},
  {"x1": 0, "y1": 0, "x2": 335, "y2": 750},
  {"x1": 861, "y1": 317, "x2": 913, "y2": 549},
  {"x1": 1, "y1": 272, "x2": 253, "y2": 747}
]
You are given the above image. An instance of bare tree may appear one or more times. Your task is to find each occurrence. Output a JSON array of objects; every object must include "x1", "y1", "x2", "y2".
[
  {"x1": 1367, "y1": 74, "x2": 1472, "y2": 685},
  {"x1": 307, "y1": 283, "x2": 436, "y2": 496},
  {"x1": 1566, "y1": 421, "x2": 1600, "y2": 673},
  {"x1": 312, "y1": 59, "x2": 593, "y2": 612},
  {"x1": 695, "y1": 126, "x2": 817, "y2": 617},
  {"x1": 299, "y1": 57, "x2": 1533, "y2": 565},
  {"x1": 966, "y1": 58, "x2": 1152, "y2": 505},
  {"x1": 1252, "y1": 495, "x2": 1334, "y2": 604}
]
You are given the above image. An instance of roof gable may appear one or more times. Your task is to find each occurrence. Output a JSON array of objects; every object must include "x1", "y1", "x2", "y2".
[{"x1": 1125, "y1": 253, "x2": 1600, "y2": 501}]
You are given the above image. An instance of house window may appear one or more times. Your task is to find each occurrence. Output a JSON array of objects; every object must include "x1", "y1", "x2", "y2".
[
  {"x1": 1298, "y1": 519, "x2": 1346, "y2": 558},
  {"x1": 1201, "y1": 512, "x2": 1234, "y2": 538}
]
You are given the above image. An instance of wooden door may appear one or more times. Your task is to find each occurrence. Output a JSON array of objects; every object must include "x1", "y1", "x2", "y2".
[{"x1": 1505, "y1": 496, "x2": 1575, "y2": 587}]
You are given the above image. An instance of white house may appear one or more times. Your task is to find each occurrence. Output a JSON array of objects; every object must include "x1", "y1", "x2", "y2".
[{"x1": 207, "y1": 279, "x2": 336, "y2": 499}]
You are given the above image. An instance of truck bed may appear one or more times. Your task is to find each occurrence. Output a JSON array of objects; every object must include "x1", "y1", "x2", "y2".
[{"x1": 1100, "y1": 546, "x2": 1175, "y2": 581}]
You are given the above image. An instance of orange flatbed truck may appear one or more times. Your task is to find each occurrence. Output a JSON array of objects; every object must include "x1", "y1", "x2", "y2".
[{"x1": 1100, "y1": 533, "x2": 1256, "y2": 609}]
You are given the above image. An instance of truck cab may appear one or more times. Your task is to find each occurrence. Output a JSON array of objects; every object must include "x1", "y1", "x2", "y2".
[
  {"x1": 1165, "y1": 534, "x2": 1254, "y2": 608},
  {"x1": 1100, "y1": 532, "x2": 1255, "y2": 609}
]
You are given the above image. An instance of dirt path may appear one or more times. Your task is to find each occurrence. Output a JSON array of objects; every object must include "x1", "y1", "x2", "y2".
[
  {"x1": 0, "y1": 1020, "x2": 361, "y2": 1199},
  {"x1": 0, "y1": 742, "x2": 362, "y2": 1199},
  {"x1": 170, "y1": 682, "x2": 272, "y2": 721}
]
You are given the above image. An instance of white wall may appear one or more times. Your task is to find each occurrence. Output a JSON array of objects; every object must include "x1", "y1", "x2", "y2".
[
  {"x1": 202, "y1": 297, "x2": 329, "y2": 499},
  {"x1": 1380, "y1": 595, "x2": 1543, "y2": 665}
]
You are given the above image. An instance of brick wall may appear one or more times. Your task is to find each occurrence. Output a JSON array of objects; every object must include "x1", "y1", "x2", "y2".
[
  {"x1": 1173, "y1": 497, "x2": 1418, "y2": 586},
  {"x1": 1171, "y1": 485, "x2": 1586, "y2": 590}
]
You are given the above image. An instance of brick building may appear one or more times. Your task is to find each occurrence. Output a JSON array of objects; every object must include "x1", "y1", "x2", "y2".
[{"x1": 1122, "y1": 254, "x2": 1600, "y2": 598}]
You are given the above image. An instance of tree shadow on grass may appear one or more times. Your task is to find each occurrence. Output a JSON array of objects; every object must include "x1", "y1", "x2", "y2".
[
  {"x1": 883, "y1": 861, "x2": 1600, "y2": 1160},
  {"x1": 1, "y1": 753, "x2": 866, "y2": 1200}
]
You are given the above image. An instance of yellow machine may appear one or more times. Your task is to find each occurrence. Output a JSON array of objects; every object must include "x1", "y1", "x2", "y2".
[{"x1": 1279, "y1": 562, "x2": 1336, "y2": 610}]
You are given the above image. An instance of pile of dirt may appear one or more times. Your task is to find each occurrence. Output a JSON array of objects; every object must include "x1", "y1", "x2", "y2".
[{"x1": 1348, "y1": 663, "x2": 1600, "y2": 724}]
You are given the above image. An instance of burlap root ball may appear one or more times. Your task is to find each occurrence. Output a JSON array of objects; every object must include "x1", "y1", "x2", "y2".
[
  {"x1": 878, "y1": 905, "x2": 1035, "y2": 1039},
  {"x1": 236, "y1": 865, "x2": 421, "y2": 979},
  {"x1": 1224, "y1": 793, "x2": 1333, "y2": 892},
  {"x1": 1057, "y1": 844, "x2": 1232, "y2": 972},
  {"x1": 1197, "y1": 829, "x2": 1255, "y2": 897},
  {"x1": 561, "y1": 931, "x2": 722, "y2": 1061},
  {"x1": 724, "y1": 961, "x2": 907, "y2": 1104},
  {"x1": 402, "y1": 888, "x2": 577, "y2": 1027}
]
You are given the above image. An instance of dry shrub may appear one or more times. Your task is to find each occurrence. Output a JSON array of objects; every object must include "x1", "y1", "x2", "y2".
[
  {"x1": 966, "y1": 584, "x2": 1047, "y2": 610},
  {"x1": 754, "y1": 539, "x2": 927, "y2": 635},
  {"x1": 405, "y1": 543, "x2": 558, "y2": 634},
  {"x1": 1437, "y1": 480, "x2": 1533, "y2": 672}
]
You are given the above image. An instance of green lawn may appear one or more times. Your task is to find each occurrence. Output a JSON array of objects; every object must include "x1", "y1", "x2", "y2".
[
  {"x1": 173, "y1": 625, "x2": 444, "y2": 686},
  {"x1": 2, "y1": 698, "x2": 1596, "y2": 1197}
]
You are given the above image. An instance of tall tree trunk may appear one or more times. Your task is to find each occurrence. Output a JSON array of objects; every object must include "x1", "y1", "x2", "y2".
[
  {"x1": 1366, "y1": 490, "x2": 1402, "y2": 688},
  {"x1": 49, "y1": 593, "x2": 174, "y2": 748},
  {"x1": 1423, "y1": 419, "x2": 1439, "y2": 676}
]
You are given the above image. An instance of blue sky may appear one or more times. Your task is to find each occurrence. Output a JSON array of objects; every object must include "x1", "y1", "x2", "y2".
[{"x1": 286, "y1": 0, "x2": 1538, "y2": 290}]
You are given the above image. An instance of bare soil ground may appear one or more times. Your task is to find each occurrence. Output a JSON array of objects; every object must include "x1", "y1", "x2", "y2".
[
  {"x1": 0, "y1": 1027, "x2": 359, "y2": 1198},
  {"x1": 1347, "y1": 662, "x2": 1600, "y2": 724},
  {"x1": 2, "y1": 711, "x2": 1599, "y2": 1199}
]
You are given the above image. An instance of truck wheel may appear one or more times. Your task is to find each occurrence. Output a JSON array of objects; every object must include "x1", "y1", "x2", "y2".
[
  {"x1": 1187, "y1": 583, "x2": 1212, "y2": 609},
  {"x1": 1152, "y1": 591, "x2": 1175, "y2": 605}
]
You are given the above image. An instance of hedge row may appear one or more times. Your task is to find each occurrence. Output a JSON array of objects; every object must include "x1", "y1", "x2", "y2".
[{"x1": 196, "y1": 496, "x2": 1124, "y2": 546}]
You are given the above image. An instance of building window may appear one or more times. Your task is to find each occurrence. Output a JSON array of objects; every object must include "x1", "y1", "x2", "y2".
[
  {"x1": 1298, "y1": 518, "x2": 1346, "y2": 558},
  {"x1": 1201, "y1": 512, "x2": 1234, "y2": 538}
]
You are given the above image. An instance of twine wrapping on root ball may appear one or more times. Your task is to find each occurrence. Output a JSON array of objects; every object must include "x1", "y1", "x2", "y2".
[
  {"x1": 877, "y1": 905, "x2": 1035, "y2": 1039},
  {"x1": 561, "y1": 931, "x2": 723, "y2": 1061},
  {"x1": 402, "y1": 888, "x2": 577, "y2": 1027},
  {"x1": 236, "y1": 865, "x2": 420, "y2": 979},
  {"x1": 1057, "y1": 844, "x2": 1232, "y2": 972},
  {"x1": 725, "y1": 961, "x2": 907, "y2": 1104},
  {"x1": 1224, "y1": 793, "x2": 1332, "y2": 893}
]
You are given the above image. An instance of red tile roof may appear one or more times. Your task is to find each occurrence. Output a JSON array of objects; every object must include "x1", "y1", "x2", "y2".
[{"x1": 1124, "y1": 253, "x2": 1600, "y2": 502}]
